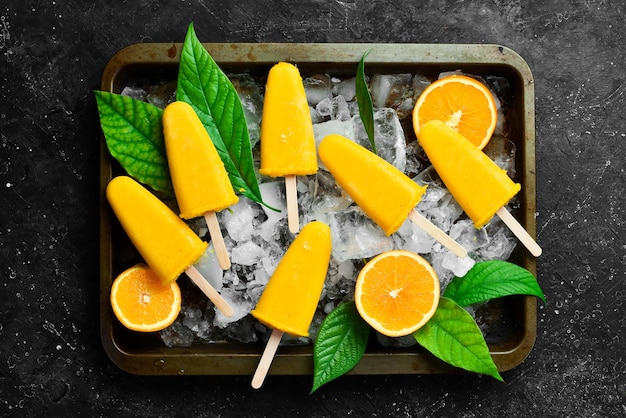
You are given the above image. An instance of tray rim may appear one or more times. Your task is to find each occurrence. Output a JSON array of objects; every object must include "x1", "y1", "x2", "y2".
[{"x1": 99, "y1": 42, "x2": 537, "y2": 376}]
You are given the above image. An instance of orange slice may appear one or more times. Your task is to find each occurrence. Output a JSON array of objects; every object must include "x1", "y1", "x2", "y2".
[
  {"x1": 354, "y1": 250, "x2": 440, "y2": 337},
  {"x1": 412, "y1": 74, "x2": 497, "y2": 149},
  {"x1": 110, "y1": 263, "x2": 182, "y2": 332}
]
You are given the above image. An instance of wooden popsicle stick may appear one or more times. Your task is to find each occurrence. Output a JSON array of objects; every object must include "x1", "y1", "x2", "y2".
[
  {"x1": 185, "y1": 264, "x2": 234, "y2": 317},
  {"x1": 203, "y1": 211, "x2": 231, "y2": 270},
  {"x1": 407, "y1": 209, "x2": 468, "y2": 258},
  {"x1": 496, "y1": 206, "x2": 542, "y2": 257},
  {"x1": 285, "y1": 175, "x2": 299, "y2": 234},
  {"x1": 251, "y1": 328, "x2": 284, "y2": 389}
]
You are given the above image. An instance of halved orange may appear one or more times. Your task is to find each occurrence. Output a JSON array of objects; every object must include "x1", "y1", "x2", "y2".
[
  {"x1": 110, "y1": 263, "x2": 182, "y2": 332},
  {"x1": 354, "y1": 250, "x2": 440, "y2": 337},
  {"x1": 413, "y1": 74, "x2": 497, "y2": 149}
]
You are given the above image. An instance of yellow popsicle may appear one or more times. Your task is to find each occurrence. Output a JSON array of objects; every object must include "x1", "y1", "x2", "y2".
[
  {"x1": 418, "y1": 120, "x2": 520, "y2": 228},
  {"x1": 163, "y1": 101, "x2": 238, "y2": 219},
  {"x1": 259, "y1": 62, "x2": 317, "y2": 233},
  {"x1": 106, "y1": 176, "x2": 233, "y2": 316},
  {"x1": 251, "y1": 221, "x2": 331, "y2": 337},
  {"x1": 163, "y1": 101, "x2": 238, "y2": 270},
  {"x1": 319, "y1": 134, "x2": 426, "y2": 235},
  {"x1": 418, "y1": 120, "x2": 541, "y2": 256},
  {"x1": 250, "y1": 220, "x2": 331, "y2": 389},
  {"x1": 259, "y1": 62, "x2": 318, "y2": 178},
  {"x1": 107, "y1": 176, "x2": 207, "y2": 284}
]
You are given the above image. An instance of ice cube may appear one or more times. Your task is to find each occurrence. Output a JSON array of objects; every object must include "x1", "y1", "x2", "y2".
[
  {"x1": 333, "y1": 76, "x2": 357, "y2": 101},
  {"x1": 449, "y1": 219, "x2": 489, "y2": 253},
  {"x1": 315, "y1": 95, "x2": 351, "y2": 121},
  {"x1": 323, "y1": 259, "x2": 358, "y2": 301},
  {"x1": 323, "y1": 207, "x2": 394, "y2": 263},
  {"x1": 441, "y1": 254, "x2": 476, "y2": 278},
  {"x1": 146, "y1": 81, "x2": 177, "y2": 109},
  {"x1": 221, "y1": 197, "x2": 260, "y2": 243},
  {"x1": 336, "y1": 259, "x2": 356, "y2": 280},
  {"x1": 419, "y1": 182, "x2": 463, "y2": 232},
  {"x1": 393, "y1": 219, "x2": 435, "y2": 254},
  {"x1": 369, "y1": 73, "x2": 414, "y2": 112},
  {"x1": 352, "y1": 108, "x2": 406, "y2": 172},
  {"x1": 427, "y1": 250, "x2": 456, "y2": 289},
  {"x1": 160, "y1": 321, "x2": 194, "y2": 348},
  {"x1": 213, "y1": 287, "x2": 255, "y2": 328},
  {"x1": 479, "y1": 218, "x2": 517, "y2": 260},
  {"x1": 404, "y1": 140, "x2": 423, "y2": 176},
  {"x1": 231, "y1": 241, "x2": 266, "y2": 266},
  {"x1": 412, "y1": 74, "x2": 431, "y2": 100},
  {"x1": 303, "y1": 74, "x2": 332, "y2": 106},
  {"x1": 121, "y1": 85, "x2": 147, "y2": 101},
  {"x1": 313, "y1": 119, "x2": 355, "y2": 152},
  {"x1": 311, "y1": 170, "x2": 353, "y2": 215}
]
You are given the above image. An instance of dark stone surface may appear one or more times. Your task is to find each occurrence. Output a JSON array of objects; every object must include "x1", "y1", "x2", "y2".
[{"x1": 1, "y1": 0, "x2": 625, "y2": 416}]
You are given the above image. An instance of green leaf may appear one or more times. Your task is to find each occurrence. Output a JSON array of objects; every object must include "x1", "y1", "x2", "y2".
[
  {"x1": 444, "y1": 260, "x2": 546, "y2": 308},
  {"x1": 355, "y1": 49, "x2": 377, "y2": 155},
  {"x1": 94, "y1": 91, "x2": 173, "y2": 195},
  {"x1": 176, "y1": 23, "x2": 266, "y2": 207},
  {"x1": 414, "y1": 297, "x2": 503, "y2": 381},
  {"x1": 311, "y1": 301, "x2": 370, "y2": 393}
]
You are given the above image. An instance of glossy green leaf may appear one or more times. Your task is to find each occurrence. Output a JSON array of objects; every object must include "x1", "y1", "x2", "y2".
[
  {"x1": 311, "y1": 301, "x2": 370, "y2": 393},
  {"x1": 444, "y1": 260, "x2": 546, "y2": 308},
  {"x1": 94, "y1": 90, "x2": 173, "y2": 195},
  {"x1": 355, "y1": 49, "x2": 376, "y2": 155},
  {"x1": 176, "y1": 23, "x2": 265, "y2": 206},
  {"x1": 414, "y1": 297, "x2": 503, "y2": 381}
]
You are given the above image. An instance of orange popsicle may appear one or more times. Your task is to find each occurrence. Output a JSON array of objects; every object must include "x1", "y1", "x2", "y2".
[
  {"x1": 418, "y1": 120, "x2": 541, "y2": 256},
  {"x1": 250, "y1": 221, "x2": 331, "y2": 389},
  {"x1": 106, "y1": 176, "x2": 233, "y2": 316},
  {"x1": 259, "y1": 62, "x2": 318, "y2": 233},
  {"x1": 163, "y1": 101, "x2": 239, "y2": 270},
  {"x1": 318, "y1": 134, "x2": 467, "y2": 257}
]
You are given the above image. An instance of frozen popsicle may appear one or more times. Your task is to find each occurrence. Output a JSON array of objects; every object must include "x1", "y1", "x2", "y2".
[
  {"x1": 318, "y1": 134, "x2": 467, "y2": 258},
  {"x1": 106, "y1": 176, "x2": 233, "y2": 317},
  {"x1": 163, "y1": 101, "x2": 239, "y2": 270},
  {"x1": 259, "y1": 62, "x2": 318, "y2": 233},
  {"x1": 250, "y1": 221, "x2": 331, "y2": 389},
  {"x1": 418, "y1": 120, "x2": 541, "y2": 256}
]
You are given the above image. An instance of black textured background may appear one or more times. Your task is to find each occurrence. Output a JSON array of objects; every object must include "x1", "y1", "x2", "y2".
[{"x1": 1, "y1": 1, "x2": 625, "y2": 416}]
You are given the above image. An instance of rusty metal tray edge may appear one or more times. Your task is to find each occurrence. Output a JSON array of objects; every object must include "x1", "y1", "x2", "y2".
[{"x1": 98, "y1": 42, "x2": 537, "y2": 376}]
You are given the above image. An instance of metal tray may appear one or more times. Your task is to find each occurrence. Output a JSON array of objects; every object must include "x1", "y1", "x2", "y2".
[{"x1": 99, "y1": 43, "x2": 537, "y2": 376}]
